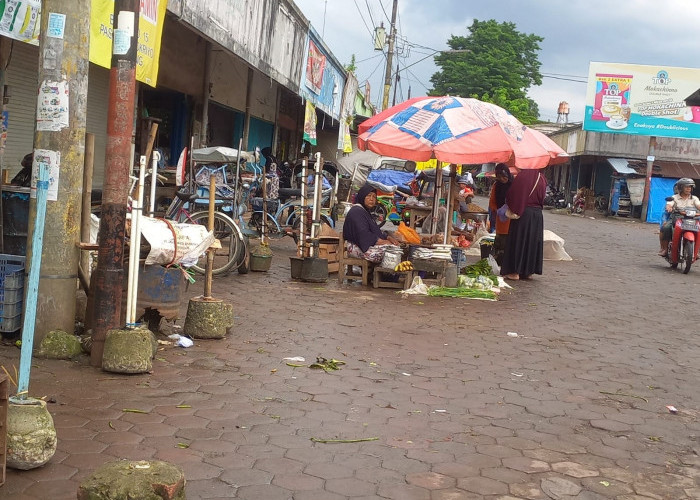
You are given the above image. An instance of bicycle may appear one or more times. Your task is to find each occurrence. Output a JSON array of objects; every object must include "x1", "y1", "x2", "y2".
[
  {"x1": 594, "y1": 195, "x2": 608, "y2": 214},
  {"x1": 164, "y1": 189, "x2": 248, "y2": 275}
]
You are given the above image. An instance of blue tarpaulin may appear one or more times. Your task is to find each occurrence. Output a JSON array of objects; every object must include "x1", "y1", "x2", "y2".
[
  {"x1": 647, "y1": 177, "x2": 678, "y2": 224},
  {"x1": 367, "y1": 169, "x2": 414, "y2": 189}
]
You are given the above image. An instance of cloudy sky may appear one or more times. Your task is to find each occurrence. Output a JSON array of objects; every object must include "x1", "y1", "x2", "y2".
[{"x1": 293, "y1": 0, "x2": 700, "y2": 123}]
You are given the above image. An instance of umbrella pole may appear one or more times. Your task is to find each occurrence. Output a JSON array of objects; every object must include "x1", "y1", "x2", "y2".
[
  {"x1": 234, "y1": 138, "x2": 242, "y2": 217},
  {"x1": 298, "y1": 159, "x2": 308, "y2": 257},
  {"x1": 431, "y1": 165, "x2": 443, "y2": 234},
  {"x1": 443, "y1": 164, "x2": 456, "y2": 245},
  {"x1": 310, "y1": 153, "x2": 323, "y2": 258}
]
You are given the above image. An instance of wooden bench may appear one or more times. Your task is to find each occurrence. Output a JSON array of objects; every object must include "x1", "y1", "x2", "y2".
[
  {"x1": 337, "y1": 234, "x2": 372, "y2": 286},
  {"x1": 372, "y1": 266, "x2": 414, "y2": 289}
]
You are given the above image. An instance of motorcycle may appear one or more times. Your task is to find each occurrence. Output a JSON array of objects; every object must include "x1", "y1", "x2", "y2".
[
  {"x1": 571, "y1": 190, "x2": 585, "y2": 215},
  {"x1": 544, "y1": 184, "x2": 566, "y2": 209},
  {"x1": 664, "y1": 204, "x2": 700, "y2": 274}
]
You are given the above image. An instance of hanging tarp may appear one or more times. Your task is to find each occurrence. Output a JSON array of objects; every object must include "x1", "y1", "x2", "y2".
[{"x1": 646, "y1": 177, "x2": 678, "y2": 224}]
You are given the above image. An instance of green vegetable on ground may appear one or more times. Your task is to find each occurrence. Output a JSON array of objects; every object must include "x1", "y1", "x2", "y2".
[{"x1": 427, "y1": 287, "x2": 497, "y2": 300}]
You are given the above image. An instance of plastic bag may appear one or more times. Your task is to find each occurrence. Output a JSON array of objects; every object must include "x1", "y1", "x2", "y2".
[
  {"x1": 487, "y1": 254, "x2": 500, "y2": 275},
  {"x1": 397, "y1": 221, "x2": 421, "y2": 244},
  {"x1": 400, "y1": 276, "x2": 430, "y2": 295}
]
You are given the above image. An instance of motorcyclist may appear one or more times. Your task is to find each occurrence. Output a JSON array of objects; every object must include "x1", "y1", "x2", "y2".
[{"x1": 658, "y1": 177, "x2": 700, "y2": 256}]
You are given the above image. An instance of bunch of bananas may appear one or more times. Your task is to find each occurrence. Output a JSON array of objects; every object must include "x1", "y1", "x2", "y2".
[{"x1": 394, "y1": 261, "x2": 414, "y2": 272}]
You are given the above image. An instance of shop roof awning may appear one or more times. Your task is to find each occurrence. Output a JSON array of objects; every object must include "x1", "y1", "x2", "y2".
[
  {"x1": 606, "y1": 158, "x2": 638, "y2": 174},
  {"x1": 652, "y1": 161, "x2": 700, "y2": 179}
]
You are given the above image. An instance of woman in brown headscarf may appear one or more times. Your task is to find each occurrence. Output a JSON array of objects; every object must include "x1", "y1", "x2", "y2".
[
  {"x1": 488, "y1": 163, "x2": 513, "y2": 266},
  {"x1": 500, "y1": 168, "x2": 546, "y2": 280}
]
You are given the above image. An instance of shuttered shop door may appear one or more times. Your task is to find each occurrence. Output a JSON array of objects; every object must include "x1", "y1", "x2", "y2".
[
  {"x1": 4, "y1": 41, "x2": 38, "y2": 175},
  {"x1": 3, "y1": 41, "x2": 110, "y2": 187}
]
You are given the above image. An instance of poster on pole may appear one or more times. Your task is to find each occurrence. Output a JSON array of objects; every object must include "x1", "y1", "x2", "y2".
[
  {"x1": 31, "y1": 149, "x2": 60, "y2": 201},
  {"x1": 89, "y1": 0, "x2": 167, "y2": 87},
  {"x1": 0, "y1": 0, "x2": 41, "y2": 44},
  {"x1": 36, "y1": 80, "x2": 69, "y2": 132},
  {"x1": 584, "y1": 61, "x2": 700, "y2": 140}
]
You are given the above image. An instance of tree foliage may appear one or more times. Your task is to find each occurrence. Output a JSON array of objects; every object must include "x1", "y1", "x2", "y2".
[{"x1": 429, "y1": 19, "x2": 543, "y2": 124}]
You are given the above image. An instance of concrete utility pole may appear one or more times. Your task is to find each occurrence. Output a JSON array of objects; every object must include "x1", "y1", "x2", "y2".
[
  {"x1": 381, "y1": 0, "x2": 398, "y2": 111},
  {"x1": 90, "y1": 0, "x2": 140, "y2": 366},
  {"x1": 28, "y1": 0, "x2": 90, "y2": 343}
]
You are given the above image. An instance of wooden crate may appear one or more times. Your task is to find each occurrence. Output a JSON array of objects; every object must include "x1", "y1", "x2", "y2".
[{"x1": 319, "y1": 244, "x2": 339, "y2": 273}]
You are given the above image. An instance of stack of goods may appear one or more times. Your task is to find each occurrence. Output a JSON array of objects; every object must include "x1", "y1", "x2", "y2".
[
  {"x1": 420, "y1": 234, "x2": 444, "y2": 245},
  {"x1": 411, "y1": 247, "x2": 434, "y2": 259},
  {"x1": 431, "y1": 244, "x2": 453, "y2": 260}
]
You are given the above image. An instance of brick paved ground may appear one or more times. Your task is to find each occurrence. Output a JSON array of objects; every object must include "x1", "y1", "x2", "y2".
[{"x1": 0, "y1": 206, "x2": 699, "y2": 499}]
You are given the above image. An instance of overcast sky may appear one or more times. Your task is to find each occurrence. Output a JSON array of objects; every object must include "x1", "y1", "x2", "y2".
[{"x1": 293, "y1": 0, "x2": 700, "y2": 123}]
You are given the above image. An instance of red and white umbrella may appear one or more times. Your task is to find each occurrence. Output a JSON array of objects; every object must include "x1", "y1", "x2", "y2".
[{"x1": 358, "y1": 96, "x2": 568, "y2": 169}]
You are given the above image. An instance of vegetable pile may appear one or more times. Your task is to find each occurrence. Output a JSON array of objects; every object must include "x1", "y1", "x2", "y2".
[
  {"x1": 427, "y1": 287, "x2": 496, "y2": 300},
  {"x1": 462, "y1": 258, "x2": 499, "y2": 286}
]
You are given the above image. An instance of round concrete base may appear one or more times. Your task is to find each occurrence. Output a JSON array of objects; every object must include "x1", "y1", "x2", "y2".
[
  {"x1": 183, "y1": 296, "x2": 233, "y2": 339},
  {"x1": 7, "y1": 398, "x2": 57, "y2": 470}
]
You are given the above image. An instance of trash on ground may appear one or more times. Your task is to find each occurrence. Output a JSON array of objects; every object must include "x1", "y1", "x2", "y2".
[
  {"x1": 666, "y1": 405, "x2": 678, "y2": 414},
  {"x1": 309, "y1": 357, "x2": 346, "y2": 371},
  {"x1": 507, "y1": 332, "x2": 519, "y2": 338},
  {"x1": 283, "y1": 356, "x2": 306, "y2": 362}
]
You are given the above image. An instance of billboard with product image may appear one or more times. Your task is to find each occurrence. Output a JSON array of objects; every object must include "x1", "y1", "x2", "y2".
[{"x1": 583, "y1": 62, "x2": 700, "y2": 140}]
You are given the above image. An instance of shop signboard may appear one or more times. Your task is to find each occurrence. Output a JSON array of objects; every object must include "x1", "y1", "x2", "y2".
[
  {"x1": 0, "y1": 0, "x2": 166, "y2": 87},
  {"x1": 584, "y1": 61, "x2": 700, "y2": 140},
  {"x1": 90, "y1": 0, "x2": 167, "y2": 87}
]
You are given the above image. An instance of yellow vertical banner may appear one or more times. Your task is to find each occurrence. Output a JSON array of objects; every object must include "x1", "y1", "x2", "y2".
[{"x1": 89, "y1": 0, "x2": 167, "y2": 87}]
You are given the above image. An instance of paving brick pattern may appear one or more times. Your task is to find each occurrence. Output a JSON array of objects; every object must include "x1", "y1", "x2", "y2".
[{"x1": 1, "y1": 207, "x2": 698, "y2": 499}]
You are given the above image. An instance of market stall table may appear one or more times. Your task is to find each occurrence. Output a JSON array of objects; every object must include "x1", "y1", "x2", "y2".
[
  {"x1": 410, "y1": 258, "x2": 458, "y2": 287},
  {"x1": 406, "y1": 204, "x2": 433, "y2": 229}
]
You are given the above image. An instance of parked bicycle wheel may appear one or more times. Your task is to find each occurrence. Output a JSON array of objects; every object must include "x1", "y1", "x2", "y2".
[
  {"x1": 187, "y1": 211, "x2": 243, "y2": 275},
  {"x1": 249, "y1": 211, "x2": 285, "y2": 239},
  {"x1": 594, "y1": 196, "x2": 608, "y2": 213},
  {"x1": 369, "y1": 204, "x2": 388, "y2": 228}
]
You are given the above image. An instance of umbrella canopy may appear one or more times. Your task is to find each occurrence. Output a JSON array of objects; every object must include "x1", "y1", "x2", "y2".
[{"x1": 358, "y1": 96, "x2": 568, "y2": 169}]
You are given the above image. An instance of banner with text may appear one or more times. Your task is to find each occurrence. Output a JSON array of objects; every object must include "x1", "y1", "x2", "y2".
[
  {"x1": 90, "y1": 0, "x2": 167, "y2": 87},
  {"x1": 0, "y1": 0, "x2": 41, "y2": 44},
  {"x1": 584, "y1": 61, "x2": 700, "y2": 140}
]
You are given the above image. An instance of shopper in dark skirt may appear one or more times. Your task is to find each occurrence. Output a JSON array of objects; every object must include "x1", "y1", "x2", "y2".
[{"x1": 501, "y1": 168, "x2": 546, "y2": 280}]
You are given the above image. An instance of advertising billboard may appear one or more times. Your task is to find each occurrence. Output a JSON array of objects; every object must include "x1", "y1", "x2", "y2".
[{"x1": 584, "y1": 62, "x2": 700, "y2": 140}]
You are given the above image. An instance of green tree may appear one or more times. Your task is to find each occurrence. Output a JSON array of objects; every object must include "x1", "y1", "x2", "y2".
[
  {"x1": 345, "y1": 54, "x2": 357, "y2": 74},
  {"x1": 429, "y1": 19, "x2": 543, "y2": 124}
]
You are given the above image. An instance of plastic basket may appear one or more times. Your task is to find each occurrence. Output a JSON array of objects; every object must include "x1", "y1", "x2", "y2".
[
  {"x1": 0, "y1": 254, "x2": 25, "y2": 333},
  {"x1": 451, "y1": 247, "x2": 466, "y2": 269},
  {"x1": 0, "y1": 313, "x2": 21, "y2": 333},
  {"x1": 0, "y1": 300, "x2": 22, "y2": 318},
  {"x1": 0, "y1": 254, "x2": 25, "y2": 292}
]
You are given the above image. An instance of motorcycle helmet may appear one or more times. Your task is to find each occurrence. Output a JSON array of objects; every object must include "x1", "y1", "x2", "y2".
[
  {"x1": 676, "y1": 178, "x2": 695, "y2": 192},
  {"x1": 457, "y1": 174, "x2": 473, "y2": 186}
]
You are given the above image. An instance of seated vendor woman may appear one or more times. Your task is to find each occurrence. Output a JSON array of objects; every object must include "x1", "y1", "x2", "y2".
[{"x1": 343, "y1": 183, "x2": 400, "y2": 263}]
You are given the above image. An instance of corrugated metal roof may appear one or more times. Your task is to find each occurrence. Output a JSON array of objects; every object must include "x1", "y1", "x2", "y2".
[
  {"x1": 653, "y1": 161, "x2": 700, "y2": 179},
  {"x1": 606, "y1": 158, "x2": 638, "y2": 174},
  {"x1": 622, "y1": 159, "x2": 700, "y2": 179}
]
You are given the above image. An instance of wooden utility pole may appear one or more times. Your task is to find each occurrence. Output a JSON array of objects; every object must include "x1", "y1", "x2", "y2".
[
  {"x1": 90, "y1": 0, "x2": 140, "y2": 366},
  {"x1": 28, "y1": 0, "x2": 90, "y2": 343},
  {"x1": 381, "y1": 0, "x2": 398, "y2": 111}
]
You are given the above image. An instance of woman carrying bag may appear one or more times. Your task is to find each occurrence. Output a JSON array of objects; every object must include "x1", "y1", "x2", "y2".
[{"x1": 500, "y1": 168, "x2": 546, "y2": 280}]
